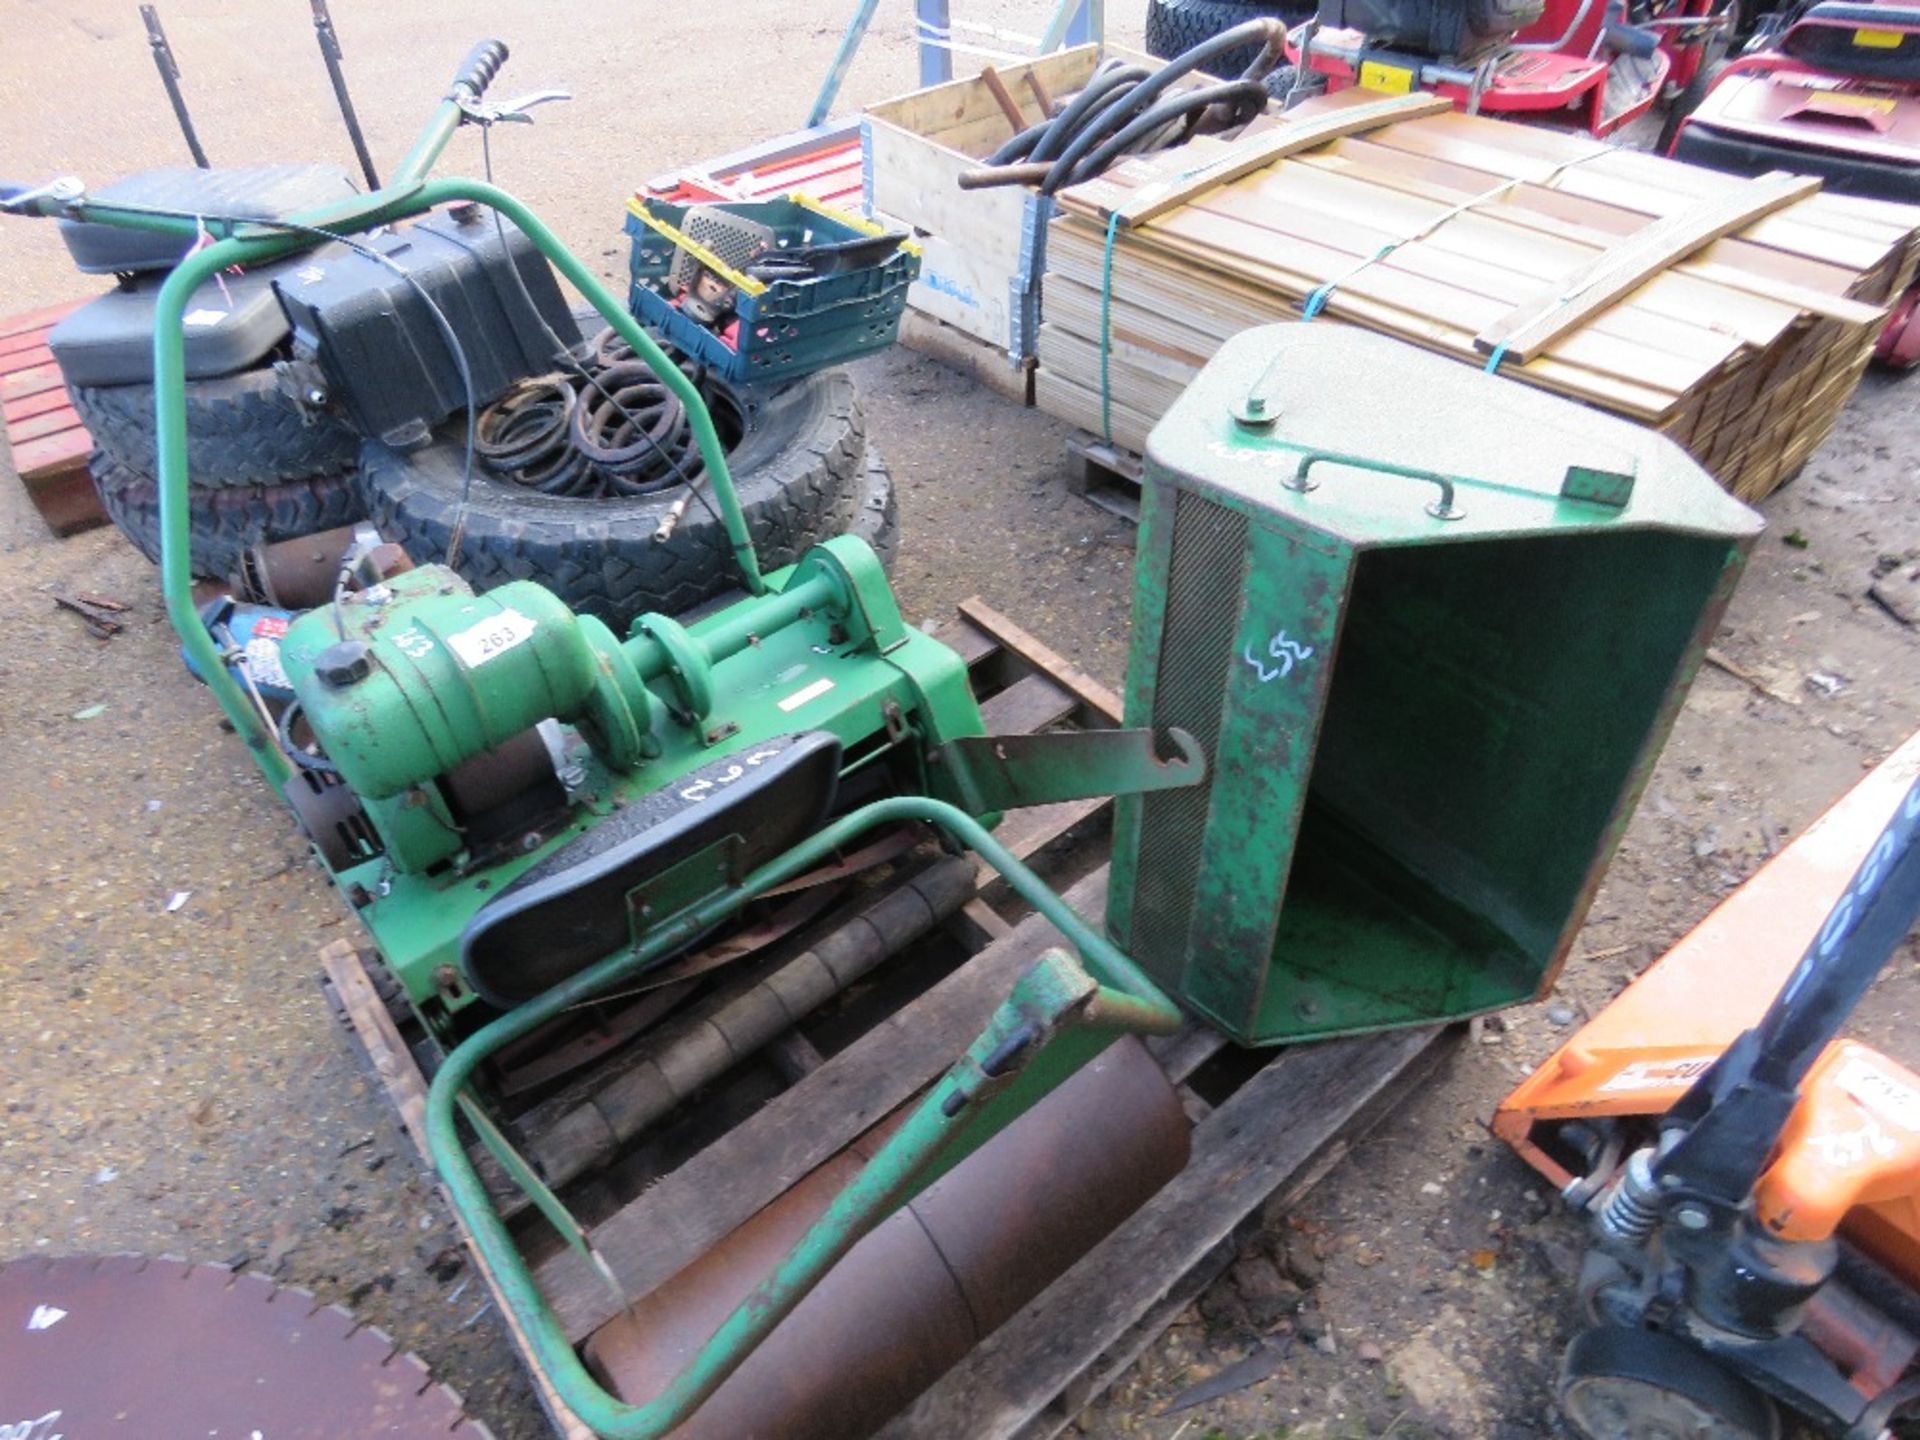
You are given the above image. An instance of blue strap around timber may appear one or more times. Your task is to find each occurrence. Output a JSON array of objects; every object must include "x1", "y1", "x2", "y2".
[{"x1": 1100, "y1": 210, "x2": 1121, "y2": 444}]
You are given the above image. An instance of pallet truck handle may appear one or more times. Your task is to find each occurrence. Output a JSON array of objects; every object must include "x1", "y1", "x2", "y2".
[{"x1": 1656, "y1": 772, "x2": 1920, "y2": 1207}]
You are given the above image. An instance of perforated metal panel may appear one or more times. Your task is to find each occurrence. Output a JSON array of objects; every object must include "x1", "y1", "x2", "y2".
[
  {"x1": 668, "y1": 206, "x2": 777, "y2": 291},
  {"x1": 1129, "y1": 491, "x2": 1249, "y2": 980}
]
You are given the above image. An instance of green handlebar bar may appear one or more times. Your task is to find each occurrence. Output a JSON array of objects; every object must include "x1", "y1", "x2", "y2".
[{"x1": 425, "y1": 795, "x2": 1183, "y2": 1439}]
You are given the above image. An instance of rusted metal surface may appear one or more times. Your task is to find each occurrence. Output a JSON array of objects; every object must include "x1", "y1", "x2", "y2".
[
  {"x1": 490, "y1": 884, "x2": 843, "y2": 1097},
  {"x1": 582, "y1": 1036, "x2": 1190, "y2": 1440},
  {"x1": 0, "y1": 1253, "x2": 493, "y2": 1437},
  {"x1": 235, "y1": 527, "x2": 413, "y2": 609},
  {"x1": 523, "y1": 855, "x2": 978, "y2": 1188}
]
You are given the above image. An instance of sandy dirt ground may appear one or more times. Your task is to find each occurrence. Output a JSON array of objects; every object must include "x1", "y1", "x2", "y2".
[{"x1": 1, "y1": 3, "x2": 1917, "y2": 1437}]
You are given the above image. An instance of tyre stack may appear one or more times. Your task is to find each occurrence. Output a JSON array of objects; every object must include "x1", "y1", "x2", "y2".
[
  {"x1": 358, "y1": 323, "x2": 894, "y2": 631},
  {"x1": 75, "y1": 372, "x2": 365, "y2": 582}
]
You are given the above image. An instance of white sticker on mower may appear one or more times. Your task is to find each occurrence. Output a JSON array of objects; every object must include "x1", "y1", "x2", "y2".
[
  {"x1": 0, "y1": 1412, "x2": 63, "y2": 1440},
  {"x1": 777, "y1": 677, "x2": 835, "y2": 713},
  {"x1": 24, "y1": 1305, "x2": 65, "y2": 1332},
  {"x1": 1598, "y1": 1055, "x2": 1718, "y2": 1094},
  {"x1": 183, "y1": 307, "x2": 226, "y2": 328},
  {"x1": 1836, "y1": 1052, "x2": 1920, "y2": 1133},
  {"x1": 448, "y1": 610, "x2": 537, "y2": 668}
]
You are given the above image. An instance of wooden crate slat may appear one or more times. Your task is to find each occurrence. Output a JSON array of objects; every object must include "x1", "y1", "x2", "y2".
[
  {"x1": 7, "y1": 407, "x2": 88, "y2": 444},
  {"x1": 1, "y1": 363, "x2": 69, "y2": 403},
  {"x1": 0, "y1": 298, "x2": 86, "y2": 341},
  {"x1": 3, "y1": 386, "x2": 81, "y2": 425},
  {"x1": 0, "y1": 343, "x2": 56, "y2": 374},
  {"x1": 10, "y1": 426, "x2": 93, "y2": 474}
]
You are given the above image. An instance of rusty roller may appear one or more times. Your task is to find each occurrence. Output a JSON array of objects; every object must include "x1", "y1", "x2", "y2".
[
  {"x1": 584, "y1": 1034, "x2": 1190, "y2": 1440},
  {"x1": 526, "y1": 855, "x2": 979, "y2": 1189}
]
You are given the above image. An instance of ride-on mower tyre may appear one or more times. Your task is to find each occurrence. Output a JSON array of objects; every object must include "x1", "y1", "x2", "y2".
[
  {"x1": 358, "y1": 369, "x2": 866, "y2": 627},
  {"x1": 69, "y1": 367, "x2": 360, "y2": 489},
  {"x1": 1145, "y1": 0, "x2": 1313, "y2": 77},
  {"x1": 92, "y1": 453, "x2": 366, "y2": 580}
]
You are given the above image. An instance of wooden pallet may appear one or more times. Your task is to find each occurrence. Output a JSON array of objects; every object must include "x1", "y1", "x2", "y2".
[
  {"x1": 1064, "y1": 430, "x2": 1145, "y2": 524},
  {"x1": 1, "y1": 299, "x2": 103, "y2": 536},
  {"x1": 324, "y1": 597, "x2": 1451, "y2": 1439}
]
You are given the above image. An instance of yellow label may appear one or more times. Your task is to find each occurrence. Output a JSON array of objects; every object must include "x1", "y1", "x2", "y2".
[
  {"x1": 1853, "y1": 26, "x2": 1904, "y2": 47},
  {"x1": 1809, "y1": 89, "x2": 1898, "y2": 112},
  {"x1": 1358, "y1": 60, "x2": 1415, "y2": 94}
]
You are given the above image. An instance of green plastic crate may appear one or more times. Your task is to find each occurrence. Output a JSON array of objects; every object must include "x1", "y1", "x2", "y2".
[{"x1": 625, "y1": 194, "x2": 920, "y2": 385}]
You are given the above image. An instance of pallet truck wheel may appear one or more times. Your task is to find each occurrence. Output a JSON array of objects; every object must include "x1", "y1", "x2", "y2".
[{"x1": 1560, "y1": 1326, "x2": 1781, "y2": 1440}]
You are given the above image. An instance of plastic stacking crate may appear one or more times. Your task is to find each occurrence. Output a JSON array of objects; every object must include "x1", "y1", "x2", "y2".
[
  {"x1": 624, "y1": 193, "x2": 920, "y2": 386},
  {"x1": 1109, "y1": 323, "x2": 1765, "y2": 1047}
]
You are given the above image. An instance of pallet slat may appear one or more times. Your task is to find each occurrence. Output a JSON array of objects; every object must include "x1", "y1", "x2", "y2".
[{"x1": 881, "y1": 1025, "x2": 1447, "y2": 1439}]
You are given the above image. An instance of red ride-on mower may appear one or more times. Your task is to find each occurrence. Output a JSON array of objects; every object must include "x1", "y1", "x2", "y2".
[
  {"x1": 1288, "y1": 0, "x2": 1734, "y2": 135},
  {"x1": 1667, "y1": 0, "x2": 1920, "y2": 366}
]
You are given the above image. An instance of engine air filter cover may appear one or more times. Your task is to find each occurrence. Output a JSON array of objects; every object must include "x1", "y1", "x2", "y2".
[{"x1": 1110, "y1": 324, "x2": 1762, "y2": 1046}]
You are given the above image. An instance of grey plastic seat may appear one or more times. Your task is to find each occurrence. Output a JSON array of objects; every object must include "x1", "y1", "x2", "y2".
[{"x1": 58, "y1": 164, "x2": 359, "y2": 274}]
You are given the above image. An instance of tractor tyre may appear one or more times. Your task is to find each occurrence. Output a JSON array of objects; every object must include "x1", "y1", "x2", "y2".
[
  {"x1": 357, "y1": 369, "x2": 866, "y2": 628},
  {"x1": 855, "y1": 446, "x2": 900, "y2": 573},
  {"x1": 91, "y1": 453, "x2": 367, "y2": 580},
  {"x1": 69, "y1": 368, "x2": 360, "y2": 489},
  {"x1": 1145, "y1": 0, "x2": 1315, "y2": 78}
]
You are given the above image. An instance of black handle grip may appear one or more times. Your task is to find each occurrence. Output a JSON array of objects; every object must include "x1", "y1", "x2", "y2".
[{"x1": 449, "y1": 39, "x2": 508, "y2": 98}]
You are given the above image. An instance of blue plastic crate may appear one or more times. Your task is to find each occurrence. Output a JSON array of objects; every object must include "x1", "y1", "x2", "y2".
[{"x1": 624, "y1": 194, "x2": 921, "y2": 386}]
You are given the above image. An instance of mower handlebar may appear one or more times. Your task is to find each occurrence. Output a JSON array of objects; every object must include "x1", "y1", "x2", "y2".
[{"x1": 449, "y1": 38, "x2": 508, "y2": 101}]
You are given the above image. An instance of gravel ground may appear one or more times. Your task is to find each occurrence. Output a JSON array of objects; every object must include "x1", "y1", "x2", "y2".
[{"x1": 2, "y1": 4, "x2": 1917, "y2": 1438}]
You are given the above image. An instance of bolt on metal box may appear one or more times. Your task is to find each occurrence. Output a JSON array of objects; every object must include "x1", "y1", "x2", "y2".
[{"x1": 1109, "y1": 324, "x2": 1764, "y2": 1046}]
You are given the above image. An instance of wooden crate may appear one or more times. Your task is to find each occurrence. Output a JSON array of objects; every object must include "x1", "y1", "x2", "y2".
[
  {"x1": 2, "y1": 300, "x2": 103, "y2": 536},
  {"x1": 1038, "y1": 91, "x2": 1920, "y2": 504},
  {"x1": 326, "y1": 597, "x2": 1452, "y2": 1440},
  {"x1": 863, "y1": 44, "x2": 1194, "y2": 358}
]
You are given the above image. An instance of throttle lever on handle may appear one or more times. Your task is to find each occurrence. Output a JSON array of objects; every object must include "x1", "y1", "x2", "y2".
[{"x1": 460, "y1": 88, "x2": 572, "y2": 126}]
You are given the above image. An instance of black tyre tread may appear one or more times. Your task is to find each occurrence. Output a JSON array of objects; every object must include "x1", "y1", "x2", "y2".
[
  {"x1": 70, "y1": 368, "x2": 360, "y2": 488},
  {"x1": 92, "y1": 453, "x2": 366, "y2": 580},
  {"x1": 1144, "y1": 0, "x2": 1314, "y2": 76},
  {"x1": 855, "y1": 446, "x2": 900, "y2": 573},
  {"x1": 360, "y1": 370, "x2": 867, "y2": 627}
]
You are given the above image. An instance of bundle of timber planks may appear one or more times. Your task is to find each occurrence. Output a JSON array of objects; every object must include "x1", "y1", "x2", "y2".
[{"x1": 1036, "y1": 91, "x2": 1920, "y2": 503}]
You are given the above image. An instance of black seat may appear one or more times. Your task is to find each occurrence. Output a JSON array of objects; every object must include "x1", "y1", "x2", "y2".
[
  {"x1": 460, "y1": 731, "x2": 844, "y2": 1009},
  {"x1": 59, "y1": 164, "x2": 359, "y2": 274}
]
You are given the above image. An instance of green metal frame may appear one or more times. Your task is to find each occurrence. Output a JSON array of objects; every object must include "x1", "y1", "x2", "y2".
[
  {"x1": 35, "y1": 81, "x2": 769, "y2": 794},
  {"x1": 10, "y1": 67, "x2": 1193, "y2": 1436},
  {"x1": 427, "y1": 795, "x2": 1181, "y2": 1436}
]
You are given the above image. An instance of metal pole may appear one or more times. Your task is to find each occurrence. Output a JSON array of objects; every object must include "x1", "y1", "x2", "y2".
[
  {"x1": 917, "y1": 0, "x2": 954, "y2": 87},
  {"x1": 309, "y1": 0, "x2": 382, "y2": 191},
  {"x1": 807, "y1": 0, "x2": 886, "y2": 128},
  {"x1": 139, "y1": 6, "x2": 211, "y2": 168}
]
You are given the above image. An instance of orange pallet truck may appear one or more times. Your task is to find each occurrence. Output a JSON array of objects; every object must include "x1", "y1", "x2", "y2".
[{"x1": 1496, "y1": 731, "x2": 1920, "y2": 1439}]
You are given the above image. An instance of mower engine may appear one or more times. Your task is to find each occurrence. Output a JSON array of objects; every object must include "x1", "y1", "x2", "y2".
[{"x1": 275, "y1": 534, "x2": 988, "y2": 1032}]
